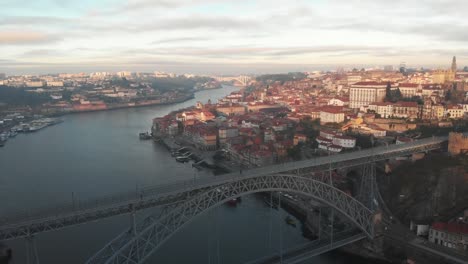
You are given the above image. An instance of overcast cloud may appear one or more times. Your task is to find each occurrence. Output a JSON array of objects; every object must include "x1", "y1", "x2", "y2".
[{"x1": 0, "y1": 0, "x2": 467, "y2": 74}]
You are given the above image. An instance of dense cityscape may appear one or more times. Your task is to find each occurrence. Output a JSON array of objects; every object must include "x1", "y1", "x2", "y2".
[
  {"x1": 1, "y1": 57, "x2": 467, "y2": 263},
  {"x1": 1, "y1": 0, "x2": 468, "y2": 264}
]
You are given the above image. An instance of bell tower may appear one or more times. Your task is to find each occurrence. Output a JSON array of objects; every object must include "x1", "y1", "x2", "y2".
[{"x1": 451, "y1": 56, "x2": 457, "y2": 72}]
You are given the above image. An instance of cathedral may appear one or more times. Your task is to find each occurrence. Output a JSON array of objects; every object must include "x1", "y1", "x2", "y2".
[{"x1": 432, "y1": 56, "x2": 457, "y2": 84}]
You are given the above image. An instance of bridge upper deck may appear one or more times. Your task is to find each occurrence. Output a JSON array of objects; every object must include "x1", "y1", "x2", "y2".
[{"x1": 0, "y1": 136, "x2": 447, "y2": 241}]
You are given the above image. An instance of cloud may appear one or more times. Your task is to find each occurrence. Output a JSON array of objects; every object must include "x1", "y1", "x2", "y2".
[
  {"x1": 160, "y1": 16, "x2": 256, "y2": 30},
  {"x1": 123, "y1": 0, "x2": 180, "y2": 10},
  {"x1": 1, "y1": 0, "x2": 468, "y2": 74},
  {"x1": 121, "y1": 46, "x2": 400, "y2": 60},
  {"x1": 78, "y1": 15, "x2": 260, "y2": 34},
  {"x1": 405, "y1": 25, "x2": 468, "y2": 42},
  {"x1": 21, "y1": 49, "x2": 65, "y2": 57},
  {"x1": 0, "y1": 31, "x2": 60, "y2": 45},
  {"x1": 152, "y1": 36, "x2": 211, "y2": 44},
  {"x1": 0, "y1": 16, "x2": 71, "y2": 26}
]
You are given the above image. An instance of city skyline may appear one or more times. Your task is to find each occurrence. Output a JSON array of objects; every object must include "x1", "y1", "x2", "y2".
[{"x1": 1, "y1": 0, "x2": 468, "y2": 75}]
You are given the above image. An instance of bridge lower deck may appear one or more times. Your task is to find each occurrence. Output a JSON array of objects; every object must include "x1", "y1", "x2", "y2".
[{"x1": 246, "y1": 232, "x2": 366, "y2": 264}]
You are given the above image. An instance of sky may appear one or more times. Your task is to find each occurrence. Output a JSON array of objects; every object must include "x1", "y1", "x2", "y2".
[{"x1": 0, "y1": 0, "x2": 467, "y2": 75}]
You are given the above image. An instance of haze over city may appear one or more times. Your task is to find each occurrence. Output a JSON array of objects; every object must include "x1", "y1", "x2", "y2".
[
  {"x1": 1, "y1": 1, "x2": 468, "y2": 264},
  {"x1": 1, "y1": 0, "x2": 468, "y2": 75}
]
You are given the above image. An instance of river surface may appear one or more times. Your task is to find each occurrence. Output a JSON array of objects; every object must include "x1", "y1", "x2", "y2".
[{"x1": 0, "y1": 86, "x2": 372, "y2": 263}]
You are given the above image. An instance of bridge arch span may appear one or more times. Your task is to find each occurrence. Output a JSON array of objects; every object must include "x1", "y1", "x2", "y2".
[{"x1": 87, "y1": 174, "x2": 375, "y2": 264}]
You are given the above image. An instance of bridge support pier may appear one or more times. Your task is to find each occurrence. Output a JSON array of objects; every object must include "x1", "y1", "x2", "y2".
[
  {"x1": 131, "y1": 208, "x2": 137, "y2": 236},
  {"x1": 358, "y1": 162, "x2": 376, "y2": 210},
  {"x1": 25, "y1": 235, "x2": 40, "y2": 264}
]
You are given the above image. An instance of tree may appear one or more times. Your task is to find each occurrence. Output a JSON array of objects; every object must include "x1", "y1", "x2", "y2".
[
  {"x1": 445, "y1": 89, "x2": 452, "y2": 101},
  {"x1": 287, "y1": 143, "x2": 303, "y2": 161},
  {"x1": 393, "y1": 87, "x2": 402, "y2": 101},
  {"x1": 62, "y1": 90, "x2": 73, "y2": 101},
  {"x1": 464, "y1": 66, "x2": 468, "y2": 72},
  {"x1": 385, "y1": 82, "x2": 393, "y2": 102},
  {"x1": 299, "y1": 117, "x2": 320, "y2": 140}
]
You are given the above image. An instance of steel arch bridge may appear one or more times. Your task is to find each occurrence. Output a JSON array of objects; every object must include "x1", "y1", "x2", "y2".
[
  {"x1": 215, "y1": 75, "x2": 251, "y2": 86},
  {"x1": 0, "y1": 136, "x2": 448, "y2": 263},
  {"x1": 87, "y1": 174, "x2": 376, "y2": 264}
]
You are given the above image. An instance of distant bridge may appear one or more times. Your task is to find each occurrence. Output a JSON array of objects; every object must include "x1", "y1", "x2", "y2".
[
  {"x1": 215, "y1": 75, "x2": 252, "y2": 86},
  {"x1": 0, "y1": 136, "x2": 447, "y2": 263}
]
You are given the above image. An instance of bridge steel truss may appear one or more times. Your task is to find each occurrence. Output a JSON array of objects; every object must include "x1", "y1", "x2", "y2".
[
  {"x1": 86, "y1": 174, "x2": 376, "y2": 264},
  {"x1": 0, "y1": 136, "x2": 446, "y2": 243}
]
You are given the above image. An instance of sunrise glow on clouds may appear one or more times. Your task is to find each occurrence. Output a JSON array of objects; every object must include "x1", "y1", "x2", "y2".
[{"x1": 0, "y1": 0, "x2": 467, "y2": 74}]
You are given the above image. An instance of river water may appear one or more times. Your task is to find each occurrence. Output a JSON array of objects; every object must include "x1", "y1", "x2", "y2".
[{"x1": 0, "y1": 86, "x2": 369, "y2": 263}]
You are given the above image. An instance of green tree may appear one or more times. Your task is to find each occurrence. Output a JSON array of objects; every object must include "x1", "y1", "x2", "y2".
[
  {"x1": 299, "y1": 117, "x2": 320, "y2": 140},
  {"x1": 445, "y1": 89, "x2": 452, "y2": 101},
  {"x1": 393, "y1": 87, "x2": 402, "y2": 101},
  {"x1": 287, "y1": 143, "x2": 303, "y2": 161},
  {"x1": 385, "y1": 82, "x2": 393, "y2": 102},
  {"x1": 62, "y1": 90, "x2": 73, "y2": 101}
]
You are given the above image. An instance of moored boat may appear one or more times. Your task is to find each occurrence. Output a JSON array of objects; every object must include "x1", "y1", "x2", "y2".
[
  {"x1": 0, "y1": 134, "x2": 7, "y2": 147},
  {"x1": 139, "y1": 132, "x2": 152, "y2": 140},
  {"x1": 175, "y1": 156, "x2": 190, "y2": 163},
  {"x1": 285, "y1": 216, "x2": 297, "y2": 227},
  {"x1": 226, "y1": 198, "x2": 238, "y2": 206}
]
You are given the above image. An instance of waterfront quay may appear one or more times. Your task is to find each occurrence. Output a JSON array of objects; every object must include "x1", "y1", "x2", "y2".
[{"x1": 0, "y1": 114, "x2": 62, "y2": 147}]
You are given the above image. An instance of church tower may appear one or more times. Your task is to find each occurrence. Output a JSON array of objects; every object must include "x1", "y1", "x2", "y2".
[{"x1": 451, "y1": 56, "x2": 457, "y2": 72}]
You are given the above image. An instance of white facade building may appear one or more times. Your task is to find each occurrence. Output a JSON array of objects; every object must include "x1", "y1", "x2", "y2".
[
  {"x1": 47, "y1": 81, "x2": 64, "y2": 87},
  {"x1": 398, "y1": 83, "x2": 420, "y2": 98},
  {"x1": 25, "y1": 81, "x2": 44, "y2": 87},
  {"x1": 429, "y1": 222, "x2": 468, "y2": 252},
  {"x1": 332, "y1": 136, "x2": 356, "y2": 149},
  {"x1": 319, "y1": 107, "x2": 345, "y2": 124},
  {"x1": 349, "y1": 82, "x2": 397, "y2": 109}
]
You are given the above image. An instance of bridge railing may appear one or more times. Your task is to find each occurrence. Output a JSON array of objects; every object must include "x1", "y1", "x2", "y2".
[
  {"x1": 0, "y1": 136, "x2": 446, "y2": 228},
  {"x1": 0, "y1": 177, "x2": 202, "y2": 227}
]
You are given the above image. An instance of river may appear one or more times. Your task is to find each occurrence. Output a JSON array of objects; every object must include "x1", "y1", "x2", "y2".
[{"x1": 0, "y1": 86, "x2": 370, "y2": 263}]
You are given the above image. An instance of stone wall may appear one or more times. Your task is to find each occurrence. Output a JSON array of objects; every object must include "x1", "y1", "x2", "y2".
[{"x1": 448, "y1": 132, "x2": 468, "y2": 155}]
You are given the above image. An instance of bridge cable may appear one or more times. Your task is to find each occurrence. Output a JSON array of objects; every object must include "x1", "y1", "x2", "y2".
[
  {"x1": 216, "y1": 207, "x2": 220, "y2": 264},
  {"x1": 331, "y1": 208, "x2": 334, "y2": 248},
  {"x1": 207, "y1": 209, "x2": 212, "y2": 264},
  {"x1": 269, "y1": 192, "x2": 273, "y2": 252},
  {"x1": 279, "y1": 193, "x2": 283, "y2": 264}
]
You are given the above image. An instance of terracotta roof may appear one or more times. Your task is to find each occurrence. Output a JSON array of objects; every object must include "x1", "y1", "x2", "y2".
[
  {"x1": 320, "y1": 106, "x2": 345, "y2": 114},
  {"x1": 371, "y1": 102, "x2": 393, "y2": 106},
  {"x1": 447, "y1": 105, "x2": 463, "y2": 109},
  {"x1": 432, "y1": 222, "x2": 468, "y2": 235},
  {"x1": 352, "y1": 81, "x2": 392, "y2": 86},
  {"x1": 334, "y1": 135, "x2": 355, "y2": 140},
  {"x1": 399, "y1": 83, "x2": 419, "y2": 88},
  {"x1": 395, "y1": 101, "x2": 418, "y2": 108},
  {"x1": 316, "y1": 136, "x2": 332, "y2": 143},
  {"x1": 397, "y1": 136, "x2": 413, "y2": 142}
]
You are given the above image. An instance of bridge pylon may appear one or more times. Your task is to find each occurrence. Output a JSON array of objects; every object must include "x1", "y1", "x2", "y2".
[
  {"x1": 25, "y1": 235, "x2": 40, "y2": 264},
  {"x1": 357, "y1": 162, "x2": 377, "y2": 211}
]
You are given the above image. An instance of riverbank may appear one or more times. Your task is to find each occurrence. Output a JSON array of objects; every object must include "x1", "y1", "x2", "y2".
[
  {"x1": 45, "y1": 92, "x2": 196, "y2": 115},
  {"x1": 0, "y1": 92, "x2": 195, "y2": 148},
  {"x1": 156, "y1": 136, "x2": 231, "y2": 174}
]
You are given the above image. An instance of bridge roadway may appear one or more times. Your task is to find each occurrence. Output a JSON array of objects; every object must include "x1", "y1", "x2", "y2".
[
  {"x1": 245, "y1": 230, "x2": 366, "y2": 264},
  {"x1": 0, "y1": 136, "x2": 447, "y2": 241}
]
